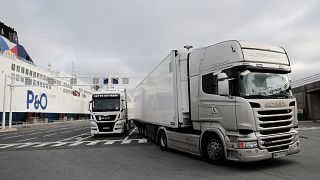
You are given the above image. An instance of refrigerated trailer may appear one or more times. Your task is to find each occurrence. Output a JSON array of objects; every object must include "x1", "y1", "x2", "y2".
[{"x1": 134, "y1": 40, "x2": 300, "y2": 163}]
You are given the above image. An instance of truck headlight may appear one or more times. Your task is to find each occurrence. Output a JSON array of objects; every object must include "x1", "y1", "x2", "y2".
[
  {"x1": 114, "y1": 122, "x2": 123, "y2": 127},
  {"x1": 239, "y1": 141, "x2": 258, "y2": 149}
]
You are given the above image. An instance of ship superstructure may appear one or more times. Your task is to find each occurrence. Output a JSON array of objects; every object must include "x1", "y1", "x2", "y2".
[{"x1": 0, "y1": 22, "x2": 94, "y2": 123}]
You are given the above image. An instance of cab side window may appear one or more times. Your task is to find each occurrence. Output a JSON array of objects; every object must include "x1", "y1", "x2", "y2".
[{"x1": 202, "y1": 73, "x2": 218, "y2": 94}]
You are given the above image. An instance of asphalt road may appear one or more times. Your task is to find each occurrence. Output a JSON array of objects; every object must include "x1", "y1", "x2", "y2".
[{"x1": 0, "y1": 121, "x2": 319, "y2": 180}]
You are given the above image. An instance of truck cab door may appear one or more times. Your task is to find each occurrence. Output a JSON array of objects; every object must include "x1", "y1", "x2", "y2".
[{"x1": 199, "y1": 73, "x2": 237, "y2": 131}]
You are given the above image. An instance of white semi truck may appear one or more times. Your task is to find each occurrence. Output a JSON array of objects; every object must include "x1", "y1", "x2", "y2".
[
  {"x1": 134, "y1": 40, "x2": 300, "y2": 163},
  {"x1": 89, "y1": 89, "x2": 130, "y2": 135}
]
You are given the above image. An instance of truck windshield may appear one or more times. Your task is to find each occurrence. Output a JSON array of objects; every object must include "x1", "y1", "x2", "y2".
[
  {"x1": 92, "y1": 98, "x2": 120, "y2": 112},
  {"x1": 239, "y1": 72, "x2": 293, "y2": 99}
]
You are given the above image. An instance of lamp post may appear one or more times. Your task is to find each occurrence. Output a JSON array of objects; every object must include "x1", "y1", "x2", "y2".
[
  {"x1": 2, "y1": 74, "x2": 7, "y2": 130},
  {"x1": 8, "y1": 76, "x2": 14, "y2": 129}
]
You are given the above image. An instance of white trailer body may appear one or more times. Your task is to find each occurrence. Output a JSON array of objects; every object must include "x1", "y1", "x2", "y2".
[
  {"x1": 134, "y1": 51, "x2": 190, "y2": 128},
  {"x1": 134, "y1": 40, "x2": 300, "y2": 163},
  {"x1": 90, "y1": 89, "x2": 129, "y2": 135}
]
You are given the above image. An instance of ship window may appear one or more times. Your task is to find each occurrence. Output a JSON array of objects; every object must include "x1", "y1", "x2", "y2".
[
  {"x1": 26, "y1": 69, "x2": 29, "y2": 75},
  {"x1": 25, "y1": 78, "x2": 32, "y2": 85},
  {"x1": 16, "y1": 66, "x2": 20, "y2": 72},
  {"x1": 202, "y1": 73, "x2": 218, "y2": 94},
  {"x1": 11, "y1": 64, "x2": 15, "y2": 71},
  {"x1": 21, "y1": 67, "x2": 25, "y2": 74}
]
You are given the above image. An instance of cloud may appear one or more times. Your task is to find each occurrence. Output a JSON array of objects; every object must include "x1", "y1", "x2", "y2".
[{"x1": 1, "y1": 0, "x2": 319, "y2": 82}]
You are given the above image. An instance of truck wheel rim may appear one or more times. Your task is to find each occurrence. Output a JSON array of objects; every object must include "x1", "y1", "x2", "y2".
[{"x1": 207, "y1": 140, "x2": 222, "y2": 160}]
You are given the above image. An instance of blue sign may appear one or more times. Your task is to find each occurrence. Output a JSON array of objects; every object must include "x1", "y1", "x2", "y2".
[{"x1": 26, "y1": 90, "x2": 48, "y2": 110}]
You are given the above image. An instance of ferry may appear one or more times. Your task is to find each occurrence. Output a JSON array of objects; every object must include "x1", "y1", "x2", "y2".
[{"x1": 0, "y1": 22, "x2": 94, "y2": 124}]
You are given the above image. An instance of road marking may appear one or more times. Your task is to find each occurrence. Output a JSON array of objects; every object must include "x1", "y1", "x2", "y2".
[
  {"x1": 29, "y1": 132, "x2": 42, "y2": 135},
  {"x1": 86, "y1": 140, "x2": 101, "y2": 146},
  {"x1": 0, "y1": 144, "x2": 18, "y2": 148},
  {"x1": 123, "y1": 127, "x2": 137, "y2": 141},
  {"x1": 138, "y1": 138, "x2": 148, "y2": 143},
  {"x1": 43, "y1": 133, "x2": 57, "y2": 137},
  {"x1": 73, "y1": 128, "x2": 83, "y2": 131},
  {"x1": 51, "y1": 142, "x2": 69, "y2": 147},
  {"x1": 17, "y1": 137, "x2": 37, "y2": 142},
  {"x1": 0, "y1": 139, "x2": 149, "y2": 149},
  {"x1": 15, "y1": 143, "x2": 37, "y2": 148},
  {"x1": 121, "y1": 139, "x2": 131, "y2": 144},
  {"x1": 69, "y1": 141, "x2": 85, "y2": 146},
  {"x1": 79, "y1": 135, "x2": 92, "y2": 141},
  {"x1": 59, "y1": 132, "x2": 90, "y2": 141},
  {"x1": 1, "y1": 134, "x2": 24, "y2": 139},
  {"x1": 298, "y1": 127, "x2": 320, "y2": 131},
  {"x1": 33, "y1": 142, "x2": 53, "y2": 147},
  {"x1": 60, "y1": 130, "x2": 72, "y2": 134},
  {"x1": 104, "y1": 140, "x2": 116, "y2": 145}
]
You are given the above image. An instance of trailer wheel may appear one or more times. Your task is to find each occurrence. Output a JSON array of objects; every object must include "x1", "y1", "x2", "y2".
[
  {"x1": 202, "y1": 137, "x2": 225, "y2": 164},
  {"x1": 158, "y1": 131, "x2": 168, "y2": 150}
]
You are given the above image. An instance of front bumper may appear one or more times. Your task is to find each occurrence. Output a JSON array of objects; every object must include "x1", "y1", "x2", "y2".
[
  {"x1": 91, "y1": 119, "x2": 126, "y2": 135},
  {"x1": 235, "y1": 139, "x2": 300, "y2": 162}
]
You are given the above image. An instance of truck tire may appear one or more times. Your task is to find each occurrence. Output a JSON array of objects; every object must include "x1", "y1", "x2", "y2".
[
  {"x1": 202, "y1": 137, "x2": 225, "y2": 164},
  {"x1": 158, "y1": 131, "x2": 168, "y2": 150}
]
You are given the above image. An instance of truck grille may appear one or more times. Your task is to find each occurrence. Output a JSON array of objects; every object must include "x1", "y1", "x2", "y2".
[
  {"x1": 95, "y1": 115, "x2": 117, "y2": 121},
  {"x1": 257, "y1": 109, "x2": 293, "y2": 135},
  {"x1": 255, "y1": 108, "x2": 294, "y2": 152}
]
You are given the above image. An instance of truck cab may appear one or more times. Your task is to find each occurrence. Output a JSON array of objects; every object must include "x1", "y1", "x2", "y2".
[
  {"x1": 189, "y1": 41, "x2": 300, "y2": 162},
  {"x1": 89, "y1": 89, "x2": 129, "y2": 135}
]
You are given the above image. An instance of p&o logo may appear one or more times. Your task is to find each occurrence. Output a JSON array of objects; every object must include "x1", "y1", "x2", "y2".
[{"x1": 26, "y1": 90, "x2": 48, "y2": 110}]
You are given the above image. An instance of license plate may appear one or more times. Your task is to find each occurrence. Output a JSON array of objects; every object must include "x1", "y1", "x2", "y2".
[
  {"x1": 273, "y1": 151, "x2": 286, "y2": 158},
  {"x1": 103, "y1": 127, "x2": 110, "y2": 130}
]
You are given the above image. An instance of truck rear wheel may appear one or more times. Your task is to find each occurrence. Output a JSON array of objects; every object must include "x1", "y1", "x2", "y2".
[
  {"x1": 158, "y1": 131, "x2": 168, "y2": 150},
  {"x1": 202, "y1": 137, "x2": 225, "y2": 164}
]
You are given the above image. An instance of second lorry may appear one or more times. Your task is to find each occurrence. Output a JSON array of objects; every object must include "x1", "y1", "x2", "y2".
[
  {"x1": 89, "y1": 89, "x2": 130, "y2": 135},
  {"x1": 134, "y1": 40, "x2": 300, "y2": 163}
]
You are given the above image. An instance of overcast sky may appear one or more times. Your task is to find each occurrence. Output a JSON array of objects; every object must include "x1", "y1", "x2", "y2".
[{"x1": 1, "y1": 0, "x2": 319, "y2": 81}]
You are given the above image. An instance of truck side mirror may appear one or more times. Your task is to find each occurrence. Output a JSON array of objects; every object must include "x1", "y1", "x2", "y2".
[
  {"x1": 88, "y1": 100, "x2": 92, "y2": 112},
  {"x1": 218, "y1": 73, "x2": 229, "y2": 96}
]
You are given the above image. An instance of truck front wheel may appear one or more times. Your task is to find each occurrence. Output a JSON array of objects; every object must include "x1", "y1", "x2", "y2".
[
  {"x1": 158, "y1": 131, "x2": 168, "y2": 150},
  {"x1": 202, "y1": 137, "x2": 225, "y2": 164}
]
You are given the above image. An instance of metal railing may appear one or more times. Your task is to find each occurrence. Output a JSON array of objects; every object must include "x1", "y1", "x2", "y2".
[{"x1": 291, "y1": 73, "x2": 320, "y2": 88}]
